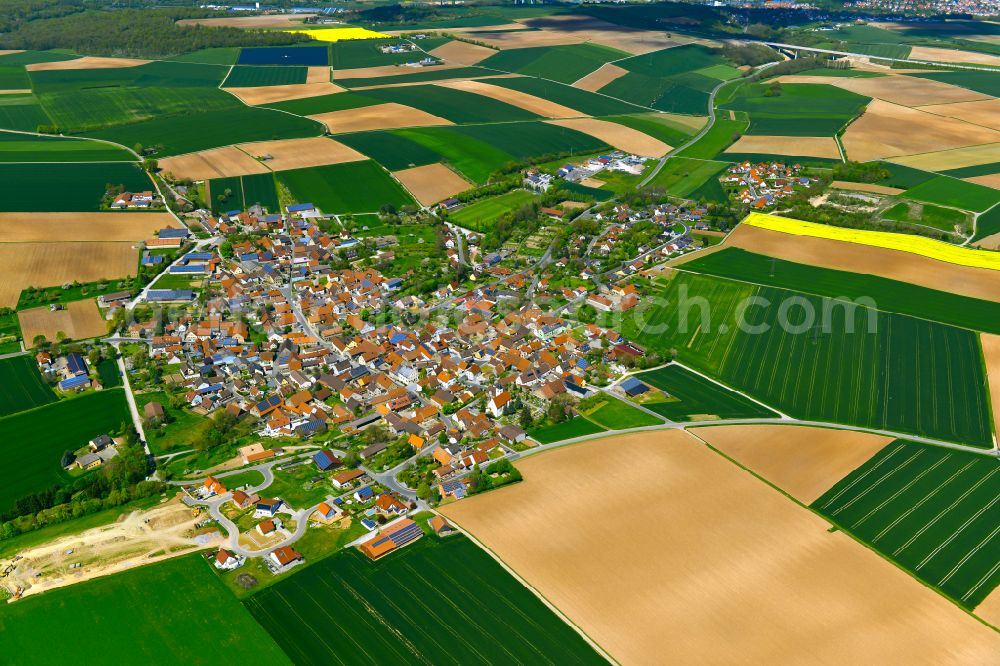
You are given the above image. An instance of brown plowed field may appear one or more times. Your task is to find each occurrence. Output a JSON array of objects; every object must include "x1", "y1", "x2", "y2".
[
  {"x1": 226, "y1": 82, "x2": 344, "y2": 106},
  {"x1": 306, "y1": 66, "x2": 329, "y2": 83},
  {"x1": 910, "y1": 45, "x2": 1000, "y2": 67},
  {"x1": 691, "y1": 424, "x2": 892, "y2": 503},
  {"x1": 237, "y1": 136, "x2": 365, "y2": 171},
  {"x1": 517, "y1": 15, "x2": 686, "y2": 55},
  {"x1": 842, "y1": 99, "x2": 1000, "y2": 162},
  {"x1": 442, "y1": 431, "x2": 1000, "y2": 664},
  {"x1": 308, "y1": 102, "x2": 452, "y2": 133},
  {"x1": 572, "y1": 63, "x2": 628, "y2": 91},
  {"x1": 176, "y1": 14, "x2": 314, "y2": 27},
  {"x1": 727, "y1": 222, "x2": 1000, "y2": 303},
  {"x1": 0, "y1": 212, "x2": 173, "y2": 242},
  {"x1": 890, "y1": 142, "x2": 1000, "y2": 171},
  {"x1": 331, "y1": 63, "x2": 463, "y2": 79},
  {"x1": 980, "y1": 334, "x2": 1000, "y2": 443},
  {"x1": 427, "y1": 40, "x2": 496, "y2": 66},
  {"x1": 917, "y1": 99, "x2": 1000, "y2": 131},
  {"x1": 0, "y1": 242, "x2": 138, "y2": 307},
  {"x1": 967, "y1": 173, "x2": 1000, "y2": 190},
  {"x1": 18, "y1": 298, "x2": 107, "y2": 343},
  {"x1": 392, "y1": 163, "x2": 471, "y2": 206},
  {"x1": 546, "y1": 117, "x2": 670, "y2": 156},
  {"x1": 26, "y1": 56, "x2": 149, "y2": 71},
  {"x1": 725, "y1": 135, "x2": 840, "y2": 159},
  {"x1": 439, "y1": 79, "x2": 582, "y2": 117},
  {"x1": 829, "y1": 180, "x2": 905, "y2": 195},
  {"x1": 159, "y1": 146, "x2": 270, "y2": 181},
  {"x1": 777, "y1": 74, "x2": 987, "y2": 106}
]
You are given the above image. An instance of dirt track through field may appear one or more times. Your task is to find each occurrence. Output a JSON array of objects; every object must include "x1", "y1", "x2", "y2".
[
  {"x1": 427, "y1": 41, "x2": 496, "y2": 66},
  {"x1": 442, "y1": 431, "x2": 1000, "y2": 664},
  {"x1": 159, "y1": 146, "x2": 270, "y2": 181},
  {"x1": 26, "y1": 56, "x2": 149, "y2": 71},
  {"x1": 842, "y1": 99, "x2": 1000, "y2": 162},
  {"x1": 18, "y1": 298, "x2": 107, "y2": 343},
  {"x1": 979, "y1": 333, "x2": 1000, "y2": 447},
  {"x1": 392, "y1": 163, "x2": 471, "y2": 206},
  {"x1": 0, "y1": 242, "x2": 138, "y2": 308},
  {"x1": 917, "y1": 99, "x2": 1000, "y2": 132},
  {"x1": 0, "y1": 212, "x2": 173, "y2": 242},
  {"x1": 438, "y1": 79, "x2": 582, "y2": 118},
  {"x1": 227, "y1": 82, "x2": 345, "y2": 106},
  {"x1": 573, "y1": 63, "x2": 628, "y2": 91},
  {"x1": 725, "y1": 135, "x2": 841, "y2": 159},
  {"x1": 237, "y1": 136, "x2": 365, "y2": 171},
  {"x1": 308, "y1": 102, "x2": 452, "y2": 133},
  {"x1": 727, "y1": 222, "x2": 1000, "y2": 303},
  {"x1": 546, "y1": 117, "x2": 670, "y2": 156},
  {"x1": 691, "y1": 424, "x2": 892, "y2": 503}
]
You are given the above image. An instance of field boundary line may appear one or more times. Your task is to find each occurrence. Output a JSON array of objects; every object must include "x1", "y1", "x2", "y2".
[
  {"x1": 442, "y1": 513, "x2": 619, "y2": 665},
  {"x1": 895, "y1": 468, "x2": 998, "y2": 557},
  {"x1": 916, "y1": 493, "x2": 1000, "y2": 571},
  {"x1": 938, "y1": 522, "x2": 1000, "y2": 588},
  {"x1": 872, "y1": 459, "x2": 974, "y2": 542},
  {"x1": 852, "y1": 454, "x2": 948, "y2": 528}
]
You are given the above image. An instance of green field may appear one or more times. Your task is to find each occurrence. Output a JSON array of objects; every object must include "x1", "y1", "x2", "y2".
[
  {"x1": 681, "y1": 248, "x2": 1000, "y2": 334},
  {"x1": 332, "y1": 66, "x2": 493, "y2": 88},
  {"x1": 136, "y1": 390, "x2": 209, "y2": 455},
  {"x1": 0, "y1": 162, "x2": 151, "y2": 211},
  {"x1": 361, "y1": 84, "x2": 538, "y2": 124},
  {"x1": 633, "y1": 364, "x2": 777, "y2": 420},
  {"x1": 940, "y1": 161, "x2": 1000, "y2": 179},
  {"x1": 263, "y1": 91, "x2": 381, "y2": 116},
  {"x1": 605, "y1": 113, "x2": 705, "y2": 149},
  {"x1": 0, "y1": 311, "x2": 21, "y2": 354},
  {"x1": 449, "y1": 190, "x2": 539, "y2": 231},
  {"x1": 813, "y1": 440, "x2": 1000, "y2": 608},
  {"x1": 167, "y1": 47, "x2": 241, "y2": 65},
  {"x1": 0, "y1": 554, "x2": 291, "y2": 664},
  {"x1": 722, "y1": 82, "x2": 870, "y2": 137},
  {"x1": 332, "y1": 39, "x2": 431, "y2": 69},
  {"x1": 278, "y1": 160, "x2": 414, "y2": 214},
  {"x1": 676, "y1": 113, "x2": 748, "y2": 159},
  {"x1": 0, "y1": 65, "x2": 30, "y2": 90},
  {"x1": 0, "y1": 355, "x2": 55, "y2": 417},
  {"x1": 480, "y1": 43, "x2": 628, "y2": 84},
  {"x1": 528, "y1": 416, "x2": 607, "y2": 444},
  {"x1": 578, "y1": 393, "x2": 661, "y2": 429},
  {"x1": 223, "y1": 65, "x2": 308, "y2": 88},
  {"x1": 973, "y1": 204, "x2": 1000, "y2": 242},
  {"x1": 245, "y1": 534, "x2": 603, "y2": 665},
  {"x1": 85, "y1": 106, "x2": 322, "y2": 157},
  {"x1": 0, "y1": 51, "x2": 79, "y2": 67},
  {"x1": 623, "y1": 272, "x2": 992, "y2": 446},
  {"x1": 876, "y1": 162, "x2": 936, "y2": 189},
  {"x1": 0, "y1": 131, "x2": 134, "y2": 162},
  {"x1": 881, "y1": 200, "x2": 968, "y2": 233},
  {"x1": 0, "y1": 94, "x2": 52, "y2": 132},
  {"x1": 914, "y1": 71, "x2": 1000, "y2": 98},
  {"x1": 901, "y1": 175, "x2": 1000, "y2": 213},
  {"x1": 0, "y1": 389, "x2": 129, "y2": 513},
  {"x1": 644, "y1": 157, "x2": 728, "y2": 198},
  {"x1": 485, "y1": 75, "x2": 648, "y2": 116},
  {"x1": 452, "y1": 121, "x2": 608, "y2": 165},
  {"x1": 240, "y1": 172, "x2": 280, "y2": 213},
  {"x1": 208, "y1": 175, "x2": 243, "y2": 213},
  {"x1": 336, "y1": 130, "x2": 443, "y2": 171}
]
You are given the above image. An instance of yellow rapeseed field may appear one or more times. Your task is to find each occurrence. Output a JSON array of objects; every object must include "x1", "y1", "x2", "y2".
[
  {"x1": 286, "y1": 27, "x2": 389, "y2": 42},
  {"x1": 743, "y1": 212, "x2": 1000, "y2": 272}
]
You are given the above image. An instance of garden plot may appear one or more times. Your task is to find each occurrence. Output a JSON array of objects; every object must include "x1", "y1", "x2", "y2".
[
  {"x1": 725, "y1": 135, "x2": 841, "y2": 160},
  {"x1": 159, "y1": 145, "x2": 270, "y2": 181},
  {"x1": 18, "y1": 299, "x2": 106, "y2": 343},
  {"x1": 842, "y1": 99, "x2": 1000, "y2": 162},
  {"x1": 237, "y1": 136, "x2": 365, "y2": 171},
  {"x1": 308, "y1": 102, "x2": 452, "y2": 133},
  {"x1": 392, "y1": 163, "x2": 471, "y2": 206},
  {"x1": 546, "y1": 117, "x2": 669, "y2": 156}
]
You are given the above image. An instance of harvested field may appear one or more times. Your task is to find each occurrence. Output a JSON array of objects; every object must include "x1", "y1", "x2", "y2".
[
  {"x1": 0, "y1": 242, "x2": 137, "y2": 307},
  {"x1": 967, "y1": 173, "x2": 1000, "y2": 189},
  {"x1": 728, "y1": 222, "x2": 1000, "y2": 303},
  {"x1": 236, "y1": 136, "x2": 365, "y2": 171},
  {"x1": 829, "y1": 180, "x2": 905, "y2": 195},
  {"x1": 692, "y1": 424, "x2": 891, "y2": 503},
  {"x1": 842, "y1": 99, "x2": 1000, "y2": 162},
  {"x1": 981, "y1": 333, "x2": 1000, "y2": 442},
  {"x1": 308, "y1": 102, "x2": 452, "y2": 133},
  {"x1": 516, "y1": 15, "x2": 684, "y2": 55},
  {"x1": 305, "y1": 66, "x2": 329, "y2": 83},
  {"x1": 890, "y1": 142, "x2": 1000, "y2": 171},
  {"x1": 392, "y1": 162, "x2": 471, "y2": 206},
  {"x1": 978, "y1": 586, "x2": 1000, "y2": 626},
  {"x1": 348, "y1": 72, "x2": 518, "y2": 91},
  {"x1": 176, "y1": 14, "x2": 313, "y2": 27},
  {"x1": 572, "y1": 62, "x2": 628, "y2": 91},
  {"x1": 226, "y1": 81, "x2": 344, "y2": 105},
  {"x1": 427, "y1": 40, "x2": 496, "y2": 66},
  {"x1": 910, "y1": 45, "x2": 1000, "y2": 67},
  {"x1": 437, "y1": 79, "x2": 581, "y2": 117},
  {"x1": 18, "y1": 298, "x2": 106, "y2": 343},
  {"x1": 725, "y1": 135, "x2": 840, "y2": 159},
  {"x1": 470, "y1": 30, "x2": 585, "y2": 50},
  {"x1": 778, "y1": 74, "x2": 986, "y2": 106},
  {"x1": 329, "y1": 64, "x2": 463, "y2": 80},
  {"x1": 917, "y1": 99, "x2": 1000, "y2": 131},
  {"x1": 158, "y1": 146, "x2": 269, "y2": 181},
  {"x1": 0, "y1": 89, "x2": 30, "y2": 95},
  {"x1": 442, "y1": 431, "x2": 1000, "y2": 664},
  {"x1": 25, "y1": 56, "x2": 149, "y2": 71},
  {"x1": 0, "y1": 212, "x2": 173, "y2": 242},
  {"x1": 580, "y1": 177, "x2": 605, "y2": 187},
  {"x1": 546, "y1": 117, "x2": 669, "y2": 156}
]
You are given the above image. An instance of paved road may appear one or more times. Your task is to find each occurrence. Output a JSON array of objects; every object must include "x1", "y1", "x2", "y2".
[
  {"x1": 764, "y1": 41, "x2": 1000, "y2": 72},
  {"x1": 109, "y1": 341, "x2": 149, "y2": 457}
]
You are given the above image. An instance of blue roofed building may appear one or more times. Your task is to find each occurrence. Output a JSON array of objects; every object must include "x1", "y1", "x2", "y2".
[
  {"x1": 287, "y1": 203, "x2": 315, "y2": 214},
  {"x1": 158, "y1": 227, "x2": 189, "y2": 239},
  {"x1": 313, "y1": 449, "x2": 341, "y2": 471},
  {"x1": 620, "y1": 376, "x2": 649, "y2": 397},
  {"x1": 146, "y1": 289, "x2": 194, "y2": 302}
]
